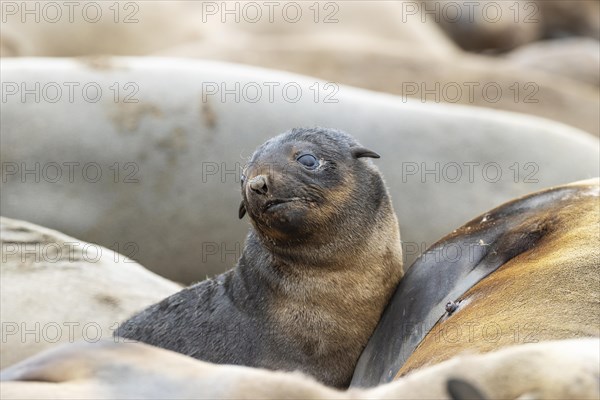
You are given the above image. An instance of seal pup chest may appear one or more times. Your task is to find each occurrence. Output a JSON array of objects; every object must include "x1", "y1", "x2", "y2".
[{"x1": 268, "y1": 264, "x2": 393, "y2": 357}]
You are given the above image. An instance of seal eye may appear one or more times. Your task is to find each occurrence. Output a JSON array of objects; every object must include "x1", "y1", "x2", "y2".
[{"x1": 297, "y1": 154, "x2": 318, "y2": 169}]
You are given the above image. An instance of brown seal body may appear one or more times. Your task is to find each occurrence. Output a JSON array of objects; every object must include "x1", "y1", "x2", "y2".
[
  {"x1": 351, "y1": 178, "x2": 599, "y2": 387},
  {"x1": 396, "y1": 179, "x2": 600, "y2": 377},
  {"x1": 116, "y1": 127, "x2": 403, "y2": 387}
]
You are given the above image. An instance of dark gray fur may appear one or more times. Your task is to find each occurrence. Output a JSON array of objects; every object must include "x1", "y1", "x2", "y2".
[{"x1": 115, "y1": 127, "x2": 403, "y2": 388}]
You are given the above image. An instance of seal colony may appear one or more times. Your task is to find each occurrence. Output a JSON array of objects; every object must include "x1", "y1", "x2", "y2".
[{"x1": 115, "y1": 127, "x2": 404, "y2": 387}]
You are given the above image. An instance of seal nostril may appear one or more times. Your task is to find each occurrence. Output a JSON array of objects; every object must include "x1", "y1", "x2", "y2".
[{"x1": 249, "y1": 175, "x2": 269, "y2": 195}]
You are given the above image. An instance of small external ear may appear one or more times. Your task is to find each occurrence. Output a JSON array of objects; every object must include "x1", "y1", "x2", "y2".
[
  {"x1": 352, "y1": 147, "x2": 381, "y2": 159},
  {"x1": 238, "y1": 202, "x2": 247, "y2": 219}
]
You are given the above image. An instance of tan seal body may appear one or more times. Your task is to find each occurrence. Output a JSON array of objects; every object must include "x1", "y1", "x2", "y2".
[
  {"x1": 1, "y1": 338, "x2": 599, "y2": 399},
  {"x1": 116, "y1": 127, "x2": 403, "y2": 387},
  {"x1": 0, "y1": 217, "x2": 181, "y2": 369},
  {"x1": 397, "y1": 178, "x2": 600, "y2": 376},
  {"x1": 351, "y1": 178, "x2": 600, "y2": 387}
]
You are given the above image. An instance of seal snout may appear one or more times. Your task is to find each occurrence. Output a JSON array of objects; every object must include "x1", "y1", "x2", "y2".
[{"x1": 249, "y1": 175, "x2": 269, "y2": 195}]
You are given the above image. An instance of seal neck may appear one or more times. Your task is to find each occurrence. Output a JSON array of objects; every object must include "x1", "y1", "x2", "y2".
[{"x1": 248, "y1": 199, "x2": 396, "y2": 271}]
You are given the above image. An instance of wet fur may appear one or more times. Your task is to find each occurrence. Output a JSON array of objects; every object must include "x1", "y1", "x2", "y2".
[
  {"x1": 352, "y1": 178, "x2": 600, "y2": 386},
  {"x1": 396, "y1": 179, "x2": 600, "y2": 376}
]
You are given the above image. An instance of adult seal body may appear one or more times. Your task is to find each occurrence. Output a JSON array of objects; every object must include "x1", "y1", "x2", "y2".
[{"x1": 115, "y1": 127, "x2": 404, "y2": 387}]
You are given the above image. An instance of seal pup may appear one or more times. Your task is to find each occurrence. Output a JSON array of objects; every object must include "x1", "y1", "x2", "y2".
[{"x1": 115, "y1": 127, "x2": 403, "y2": 387}]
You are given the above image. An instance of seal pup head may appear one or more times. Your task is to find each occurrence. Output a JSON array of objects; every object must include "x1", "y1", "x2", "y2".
[{"x1": 239, "y1": 127, "x2": 396, "y2": 259}]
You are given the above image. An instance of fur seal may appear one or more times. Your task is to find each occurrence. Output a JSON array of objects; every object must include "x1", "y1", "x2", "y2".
[
  {"x1": 0, "y1": 216, "x2": 181, "y2": 369},
  {"x1": 2, "y1": 339, "x2": 600, "y2": 399},
  {"x1": 115, "y1": 127, "x2": 404, "y2": 387},
  {"x1": 352, "y1": 178, "x2": 600, "y2": 387}
]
